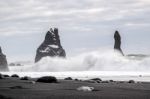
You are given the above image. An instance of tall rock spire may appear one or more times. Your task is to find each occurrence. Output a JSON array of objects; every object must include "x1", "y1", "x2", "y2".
[
  {"x1": 0, "y1": 46, "x2": 8, "y2": 71},
  {"x1": 35, "y1": 28, "x2": 66, "y2": 62},
  {"x1": 114, "y1": 31, "x2": 124, "y2": 56}
]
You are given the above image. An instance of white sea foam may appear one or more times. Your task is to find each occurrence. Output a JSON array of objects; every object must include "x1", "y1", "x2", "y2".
[
  {"x1": 9, "y1": 49, "x2": 150, "y2": 72},
  {"x1": 6, "y1": 49, "x2": 150, "y2": 82}
]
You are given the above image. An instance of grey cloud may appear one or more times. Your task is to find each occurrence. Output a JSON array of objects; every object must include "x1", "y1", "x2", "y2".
[{"x1": 0, "y1": 0, "x2": 150, "y2": 38}]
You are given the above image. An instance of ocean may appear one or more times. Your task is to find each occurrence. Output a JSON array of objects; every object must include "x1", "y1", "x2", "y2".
[{"x1": 3, "y1": 49, "x2": 150, "y2": 82}]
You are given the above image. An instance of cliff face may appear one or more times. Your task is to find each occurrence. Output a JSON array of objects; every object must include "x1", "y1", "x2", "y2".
[
  {"x1": 0, "y1": 47, "x2": 8, "y2": 71},
  {"x1": 114, "y1": 31, "x2": 124, "y2": 56},
  {"x1": 35, "y1": 28, "x2": 66, "y2": 62}
]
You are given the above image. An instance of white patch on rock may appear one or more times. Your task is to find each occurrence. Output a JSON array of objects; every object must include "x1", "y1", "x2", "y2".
[
  {"x1": 77, "y1": 86, "x2": 94, "y2": 92},
  {"x1": 39, "y1": 47, "x2": 51, "y2": 53},
  {"x1": 48, "y1": 45, "x2": 59, "y2": 48}
]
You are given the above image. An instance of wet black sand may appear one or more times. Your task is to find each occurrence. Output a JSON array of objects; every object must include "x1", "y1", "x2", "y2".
[{"x1": 0, "y1": 77, "x2": 150, "y2": 99}]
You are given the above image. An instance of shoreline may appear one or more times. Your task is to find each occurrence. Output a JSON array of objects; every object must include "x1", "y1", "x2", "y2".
[{"x1": 1, "y1": 71, "x2": 150, "y2": 82}]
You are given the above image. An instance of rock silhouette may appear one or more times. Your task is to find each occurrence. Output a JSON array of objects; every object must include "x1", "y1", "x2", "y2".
[
  {"x1": 114, "y1": 31, "x2": 124, "y2": 55},
  {"x1": 35, "y1": 28, "x2": 66, "y2": 62},
  {"x1": 0, "y1": 47, "x2": 8, "y2": 71}
]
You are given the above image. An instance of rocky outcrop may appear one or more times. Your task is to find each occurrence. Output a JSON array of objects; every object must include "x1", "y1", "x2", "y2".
[
  {"x1": 114, "y1": 31, "x2": 124, "y2": 55},
  {"x1": 35, "y1": 28, "x2": 66, "y2": 62},
  {"x1": 0, "y1": 47, "x2": 8, "y2": 71}
]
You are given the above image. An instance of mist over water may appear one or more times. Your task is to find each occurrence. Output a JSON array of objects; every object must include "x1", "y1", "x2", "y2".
[{"x1": 10, "y1": 49, "x2": 150, "y2": 72}]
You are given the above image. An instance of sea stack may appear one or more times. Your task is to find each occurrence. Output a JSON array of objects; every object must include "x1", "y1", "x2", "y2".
[
  {"x1": 114, "y1": 31, "x2": 124, "y2": 56},
  {"x1": 0, "y1": 47, "x2": 8, "y2": 71},
  {"x1": 35, "y1": 28, "x2": 66, "y2": 62}
]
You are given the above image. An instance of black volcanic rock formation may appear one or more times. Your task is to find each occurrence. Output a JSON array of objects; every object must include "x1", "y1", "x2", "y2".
[
  {"x1": 0, "y1": 47, "x2": 8, "y2": 71},
  {"x1": 114, "y1": 31, "x2": 124, "y2": 55},
  {"x1": 35, "y1": 28, "x2": 66, "y2": 62}
]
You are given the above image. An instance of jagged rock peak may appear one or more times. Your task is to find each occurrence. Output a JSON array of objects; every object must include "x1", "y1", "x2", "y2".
[
  {"x1": 114, "y1": 31, "x2": 124, "y2": 56},
  {"x1": 35, "y1": 28, "x2": 66, "y2": 63},
  {"x1": 0, "y1": 46, "x2": 8, "y2": 71},
  {"x1": 44, "y1": 28, "x2": 61, "y2": 47}
]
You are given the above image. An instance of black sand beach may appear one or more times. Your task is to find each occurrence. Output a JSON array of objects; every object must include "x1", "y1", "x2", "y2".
[{"x1": 0, "y1": 76, "x2": 150, "y2": 99}]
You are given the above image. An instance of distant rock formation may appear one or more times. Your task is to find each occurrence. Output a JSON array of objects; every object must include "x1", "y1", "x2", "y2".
[
  {"x1": 114, "y1": 31, "x2": 124, "y2": 55},
  {"x1": 35, "y1": 28, "x2": 66, "y2": 62},
  {"x1": 9, "y1": 63, "x2": 22, "y2": 66},
  {"x1": 0, "y1": 47, "x2": 8, "y2": 71}
]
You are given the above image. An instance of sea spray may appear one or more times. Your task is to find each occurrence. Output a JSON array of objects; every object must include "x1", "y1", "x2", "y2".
[{"x1": 9, "y1": 49, "x2": 150, "y2": 72}]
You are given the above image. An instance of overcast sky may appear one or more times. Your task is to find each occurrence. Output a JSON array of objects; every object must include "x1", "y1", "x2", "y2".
[{"x1": 0, "y1": 0, "x2": 150, "y2": 62}]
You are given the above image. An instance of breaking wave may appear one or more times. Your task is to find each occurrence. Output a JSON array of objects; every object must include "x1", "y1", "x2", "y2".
[{"x1": 10, "y1": 49, "x2": 150, "y2": 72}]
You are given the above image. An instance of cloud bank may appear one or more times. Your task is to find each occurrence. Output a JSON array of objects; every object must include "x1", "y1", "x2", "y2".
[{"x1": 0, "y1": 0, "x2": 150, "y2": 36}]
